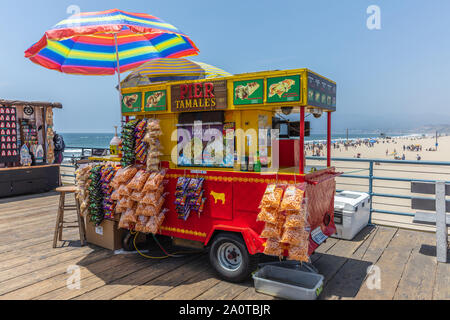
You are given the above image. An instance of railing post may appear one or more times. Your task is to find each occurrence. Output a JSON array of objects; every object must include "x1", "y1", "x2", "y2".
[
  {"x1": 368, "y1": 160, "x2": 374, "y2": 224},
  {"x1": 435, "y1": 180, "x2": 447, "y2": 263}
]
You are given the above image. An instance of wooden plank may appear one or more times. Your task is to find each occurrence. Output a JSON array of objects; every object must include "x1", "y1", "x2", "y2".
[
  {"x1": 411, "y1": 181, "x2": 450, "y2": 195},
  {"x1": 1, "y1": 254, "x2": 133, "y2": 300},
  {"x1": 320, "y1": 226, "x2": 397, "y2": 300},
  {"x1": 393, "y1": 232, "x2": 437, "y2": 300},
  {"x1": 154, "y1": 267, "x2": 221, "y2": 300},
  {"x1": 313, "y1": 225, "x2": 375, "y2": 287},
  {"x1": 433, "y1": 262, "x2": 450, "y2": 299},
  {"x1": 113, "y1": 257, "x2": 210, "y2": 300},
  {"x1": 355, "y1": 229, "x2": 420, "y2": 300},
  {"x1": 0, "y1": 249, "x2": 112, "y2": 296},
  {"x1": 411, "y1": 197, "x2": 450, "y2": 212},
  {"x1": 193, "y1": 280, "x2": 249, "y2": 300},
  {"x1": 0, "y1": 245, "x2": 98, "y2": 283},
  {"x1": 67, "y1": 254, "x2": 200, "y2": 300},
  {"x1": 310, "y1": 237, "x2": 339, "y2": 263}
]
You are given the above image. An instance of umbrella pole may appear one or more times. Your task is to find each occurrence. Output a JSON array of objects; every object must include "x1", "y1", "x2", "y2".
[{"x1": 114, "y1": 33, "x2": 122, "y2": 121}]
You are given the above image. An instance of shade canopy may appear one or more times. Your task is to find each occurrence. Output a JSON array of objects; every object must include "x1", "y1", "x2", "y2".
[
  {"x1": 24, "y1": 9, "x2": 199, "y2": 75},
  {"x1": 121, "y1": 58, "x2": 232, "y2": 88}
]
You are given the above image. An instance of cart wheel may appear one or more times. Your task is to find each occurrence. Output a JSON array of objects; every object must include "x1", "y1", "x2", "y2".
[
  {"x1": 122, "y1": 232, "x2": 135, "y2": 252},
  {"x1": 209, "y1": 233, "x2": 258, "y2": 283}
]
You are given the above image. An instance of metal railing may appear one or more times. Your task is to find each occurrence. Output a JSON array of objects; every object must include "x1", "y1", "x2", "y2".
[
  {"x1": 306, "y1": 156, "x2": 450, "y2": 223},
  {"x1": 60, "y1": 148, "x2": 450, "y2": 223},
  {"x1": 60, "y1": 146, "x2": 109, "y2": 182}
]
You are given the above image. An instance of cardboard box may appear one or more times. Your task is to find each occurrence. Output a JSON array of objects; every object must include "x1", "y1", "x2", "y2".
[{"x1": 85, "y1": 217, "x2": 124, "y2": 251}]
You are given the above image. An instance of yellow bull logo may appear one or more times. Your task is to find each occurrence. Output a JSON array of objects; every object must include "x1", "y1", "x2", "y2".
[{"x1": 210, "y1": 191, "x2": 225, "y2": 205}]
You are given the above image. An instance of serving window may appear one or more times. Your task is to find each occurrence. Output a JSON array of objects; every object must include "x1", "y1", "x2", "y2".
[{"x1": 176, "y1": 111, "x2": 234, "y2": 168}]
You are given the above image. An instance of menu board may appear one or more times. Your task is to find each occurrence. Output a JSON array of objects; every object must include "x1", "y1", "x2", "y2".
[
  {"x1": 266, "y1": 75, "x2": 301, "y2": 103},
  {"x1": 233, "y1": 79, "x2": 264, "y2": 105},
  {"x1": 307, "y1": 71, "x2": 336, "y2": 111},
  {"x1": 121, "y1": 92, "x2": 142, "y2": 113},
  {"x1": 144, "y1": 90, "x2": 167, "y2": 112},
  {"x1": 0, "y1": 106, "x2": 19, "y2": 162}
]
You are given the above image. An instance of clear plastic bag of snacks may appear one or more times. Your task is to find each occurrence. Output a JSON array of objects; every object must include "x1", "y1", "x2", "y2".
[
  {"x1": 141, "y1": 190, "x2": 161, "y2": 206},
  {"x1": 121, "y1": 207, "x2": 137, "y2": 224},
  {"x1": 280, "y1": 227, "x2": 303, "y2": 246},
  {"x1": 118, "y1": 217, "x2": 132, "y2": 230},
  {"x1": 284, "y1": 213, "x2": 307, "y2": 228},
  {"x1": 287, "y1": 242, "x2": 309, "y2": 262},
  {"x1": 135, "y1": 215, "x2": 150, "y2": 232},
  {"x1": 114, "y1": 166, "x2": 138, "y2": 184},
  {"x1": 259, "y1": 184, "x2": 284, "y2": 209},
  {"x1": 142, "y1": 169, "x2": 167, "y2": 192},
  {"x1": 127, "y1": 170, "x2": 150, "y2": 191},
  {"x1": 117, "y1": 184, "x2": 132, "y2": 196},
  {"x1": 279, "y1": 183, "x2": 305, "y2": 212},
  {"x1": 263, "y1": 238, "x2": 283, "y2": 256},
  {"x1": 110, "y1": 189, "x2": 121, "y2": 201},
  {"x1": 256, "y1": 207, "x2": 279, "y2": 224},
  {"x1": 260, "y1": 222, "x2": 283, "y2": 239},
  {"x1": 118, "y1": 196, "x2": 135, "y2": 209},
  {"x1": 130, "y1": 190, "x2": 144, "y2": 202}
]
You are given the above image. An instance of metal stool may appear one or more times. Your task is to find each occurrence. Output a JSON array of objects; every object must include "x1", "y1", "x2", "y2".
[{"x1": 53, "y1": 186, "x2": 86, "y2": 248}]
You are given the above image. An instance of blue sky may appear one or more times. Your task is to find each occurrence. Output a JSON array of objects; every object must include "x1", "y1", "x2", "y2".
[{"x1": 1, "y1": 0, "x2": 449, "y2": 133}]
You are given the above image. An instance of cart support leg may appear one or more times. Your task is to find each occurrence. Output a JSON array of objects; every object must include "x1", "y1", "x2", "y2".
[
  {"x1": 299, "y1": 106, "x2": 305, "y2": 174},
  {"x1": 327, "y1": 111, "x2": 331, "y2": 167}
]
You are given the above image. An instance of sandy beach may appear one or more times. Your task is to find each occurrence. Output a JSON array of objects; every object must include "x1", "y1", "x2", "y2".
[
  {"x1": 307, "y1": 134, "x2": 449, "y2": 162},
  {"x1": 305, "y1": 134, "x2": 450, "y2": 233}
]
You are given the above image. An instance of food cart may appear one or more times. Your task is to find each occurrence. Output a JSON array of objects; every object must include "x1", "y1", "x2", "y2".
[
  {"x1": 0, "y1": 99, "x2": 61, "y2": 198},
  {"x1": 114, "y1": 68, "x2": 338, "y2": 282}
]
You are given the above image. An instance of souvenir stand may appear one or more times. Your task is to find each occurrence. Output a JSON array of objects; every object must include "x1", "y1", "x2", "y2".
[
  {"x1": 82, "y1": 68, "x2": 338, "y2": 282},
  {"x1": 0, "y1": 99, "x2": 61, "y2": 197}
]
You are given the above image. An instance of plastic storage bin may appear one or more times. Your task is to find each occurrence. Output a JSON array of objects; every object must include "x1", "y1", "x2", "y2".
[
  {"x1": 332, "y1": 191, "x2": 370, "y2": 240},
  {"x1": 252, "y1": 265, "x2": 324, "y2": 300}
]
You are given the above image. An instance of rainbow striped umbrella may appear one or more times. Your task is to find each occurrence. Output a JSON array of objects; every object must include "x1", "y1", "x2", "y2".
[
  {"x1": 24, "y1": 9, "x2": 199, "y2": 76},
  {"x1": 121, "y1": 58, "x2": 232, "y2": 87}
]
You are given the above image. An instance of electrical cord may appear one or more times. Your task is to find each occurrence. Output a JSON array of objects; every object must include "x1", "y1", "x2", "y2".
[{"x1": 131, "y1": 231, "x2": 203, "y2": 259}]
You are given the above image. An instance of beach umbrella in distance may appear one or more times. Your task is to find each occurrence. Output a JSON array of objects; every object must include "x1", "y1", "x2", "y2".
[
  {"x1": 121, "y1": 58, "x2": 232, "y2": 88},
  {"x1": 24, "y1": 8, "x2": 199, "y2": 110}
]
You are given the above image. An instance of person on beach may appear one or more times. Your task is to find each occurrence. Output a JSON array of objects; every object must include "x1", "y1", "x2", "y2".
[{"x1": 53, "y1": 132, "x2": 66, "y2": 164}]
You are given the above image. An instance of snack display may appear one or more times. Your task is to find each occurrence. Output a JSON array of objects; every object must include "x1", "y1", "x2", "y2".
[
  {"x1": 75, "y1": 164, "x2": 94, "y2": 217},
  {"x1": 127, "y1": 169, "x2": 150, "y2": 191},
  {"x1": 174, "y1": 177, "x2": 205, "y2": 220},
  {"x1": 100, "y1": 165, "x2": 118, "y2": 220},
  {"x1": 259, "y1": 184, "x2": 284, "y2": 209},
  {"x1": 87, "y1": 165, "x2": 104, "y2": 225},
  {"x1": 280, "y1": 184, "x2": 305, "y2": 212},
  {"x1": 263, "y1": 238, "x2": 283, "y2": 256},
  {"x1": 121, "y1": 120, "x2": 139, "y2": 167},
  {"x1": 256, "y1": 207, "x2": 278, "y2": 224},
  {"x1": 143, "y1": 119, "x2": 163, "y2": 171}
]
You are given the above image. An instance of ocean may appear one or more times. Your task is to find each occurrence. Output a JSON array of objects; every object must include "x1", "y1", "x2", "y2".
[{"x1": 61, "y1": 132, "x2": 410, "y2": 150}]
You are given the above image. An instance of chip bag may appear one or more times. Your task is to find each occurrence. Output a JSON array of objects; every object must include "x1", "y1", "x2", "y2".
[
  {"x1": 256, "y1": 207, "x2": 279, "y2": 224},
  {"x1": 280, "y1": 227, "x2": 303, "y2": 246},
  {"x1": 279, "y1": 184, "x2": 305, "y2": 212},
  {"x1": 263, "y1": 238, "x2": 283, "y2": 256},
  {"x1": 259, "y1": 184, "x2": 284, "y2": 209},
  {"x1": 127, "y1": 170, "x2": 150, "y2": 191}
]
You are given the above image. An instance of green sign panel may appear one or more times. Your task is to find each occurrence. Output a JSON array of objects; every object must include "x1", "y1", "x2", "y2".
[
  {"x1": 121, "y1": 92, "x2": 142, "y2": 113},
  {"x1": 144, "y1": 90, "x2": 167, "y2": 111},
  {"x1": 233, "y1": 79, "x2": 264, "y2": 105},
  {"x1": 307, "y1": 72, "x2": 336, "y2": 111},
  {"x1": 266, "y1": 75, "x2": 300, "y2": 103}
]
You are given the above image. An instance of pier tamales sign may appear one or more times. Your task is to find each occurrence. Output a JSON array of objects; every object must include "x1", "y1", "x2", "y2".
[{"x1": 171, "y1": 80, "x2": 227, "y2": 112}]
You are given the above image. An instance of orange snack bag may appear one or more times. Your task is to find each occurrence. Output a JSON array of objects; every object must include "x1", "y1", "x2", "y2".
[
  {"x1": 280, "y1": 227, "x2": 303, "y2": 246},
  {"x1": 259, "y1": 184, "x2": 284, "y2": 209},
  {"x1": 280, "y1": 184, "x2": 305, "y2": 212},
  {"x1": 260, "y1": 222, "x2": 283, "y2": 239},
  {"x1": 263, "y1": 238, "x2": 283, "y2": 256},
  {"x1": 256, "y1": 207, "x2": 278, "y2": 224},
  {"x1": 127, "y1": 170, "x2": 151, "y2": 191}
]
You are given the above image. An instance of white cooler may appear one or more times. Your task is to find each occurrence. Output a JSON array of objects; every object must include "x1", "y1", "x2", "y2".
[{"x1": 332, "y1": 191, "x2": 370, "y2": 240}]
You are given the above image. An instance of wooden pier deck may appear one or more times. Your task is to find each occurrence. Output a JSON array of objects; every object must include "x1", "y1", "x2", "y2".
[{"x1": 0, "y1": 192, "x2": 448, "y2": 300}]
